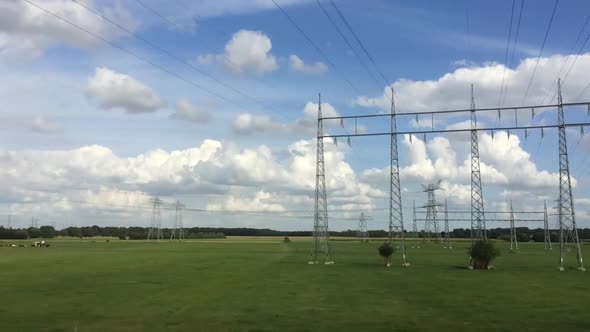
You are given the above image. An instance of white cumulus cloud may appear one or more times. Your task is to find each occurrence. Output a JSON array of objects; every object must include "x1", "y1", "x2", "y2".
[
  {"x1": 0, "y1": 0, "x2": 137, "y2": 58},
  {"x1": 356, "y1": 54, "x2": 590, "y2": 112},
  {"x1": 289, "y1": 55, "x2": 327, "y2": 74},
  {"x1": 0, "y1": 138, "x2": 381, "y2": 228},
  {"x1": 31, "y1": 115, "x2": 63, "y2": 134},
  {"x1": 233, "y1": 101, "x2": 340, "y2": 136},
  {"x1": 85, "y1": 67, "x2": 166, "y2": 113},
  {"x1": 171, "y1": 99, "x2": 210, "y2": 124},
  {"x1": 197, "y1": 30, "x2": 278, "y2": 75}
]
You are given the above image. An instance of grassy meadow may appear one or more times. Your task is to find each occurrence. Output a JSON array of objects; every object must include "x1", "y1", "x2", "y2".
[{"x1": 0, "y1": 237, "x2": 588, "y2": 331}]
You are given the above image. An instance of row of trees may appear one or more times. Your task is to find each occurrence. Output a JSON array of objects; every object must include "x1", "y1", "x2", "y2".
[{"x1": 2, "y1": 225, "x2": 590, "y2": 240}]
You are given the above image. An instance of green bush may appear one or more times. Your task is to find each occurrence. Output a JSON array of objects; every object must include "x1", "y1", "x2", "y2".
[
  {"x1": 378, "y1": 242, "x2": 395, "y2": 267},
  {"x1": 469, "y1": 240, "x2": 501, "y2": 269}
]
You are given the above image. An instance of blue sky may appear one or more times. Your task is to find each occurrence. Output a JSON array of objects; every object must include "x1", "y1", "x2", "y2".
[{"x1": 2, "y1": 0, "x2": 590, "y2": 231}]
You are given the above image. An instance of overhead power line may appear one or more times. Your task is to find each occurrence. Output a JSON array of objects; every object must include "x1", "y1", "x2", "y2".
[
  {"x1": 498, "y1": 0, "x2": 516, "y2": 108},
  {"x1": 127, "y1": 0, "x2": 341, "y2": 124},
  {"x1": 270, "y1": 0, "x2": 364, "y2": 97},
  {"x1": 315, "y1": 0, "x2": 382, "y2": 91},
  {"x1": 543, "y1": 14, "x2": 590, "y2": 104},
  {"x1": 501, "y1": 0, "x2": 525, "y2": 107},
  {"x1": 559, "y1": 27, "x2": 590, "y2": 98},
  {"x1": 22, "y1": 0, "x2": 243, "y2": 108},
  {"x1": 70, "y1": 0, "x2": 268, "y2": 110},
  {"x1": 521, "y1": 0, "x2": 559, "y2": 105},
  {"x1": 464, "y1": 0, "x2": 471, "y2": 48},
  {"x1": 328, "y1": 0, "x2": 390, "y2": 87},
  {"x1": 132, "y1": 0, "x2": 177, "y2": 27}
]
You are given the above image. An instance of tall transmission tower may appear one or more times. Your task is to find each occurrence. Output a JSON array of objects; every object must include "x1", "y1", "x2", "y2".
[
  {"x1": 544, "y1": 200, "x2": 552, "y2": 251},
  {"x1": 388, "y1": 87, "x2": 408, "y2": 266},
  {"x1": 147, "y1": 197, "x2": 163, "y2": 241},
  {"x1": 310, "y1": 94, "x2": 333, "y2": 264},
  {"x1": 422, "y1": 181, "x2": 442, "y2": 243},
  {"x1": 170, "y1": 201, "x2": 185, "y2": 241},
  {"x1": 470, "y1": 84, "x2": 487, "y2": 244},
  {"x1": 356, "y1": 213, "x2": 370, "y2": 242},
  {"x1": 443, "y1": 200, "x2": 452, "y2": 249},
  {"x1": 509, "y1": 200, "x2": 519, "y2": 250},
  {"x1": 7, "y1": 215, "x2": 11, "y2": 229},
  {"x1": 412, "y1": 201, "x2": 419, "y2": 248},
  {"x1": 556, "y1": 79, "x2": 584, "y2": 271}
]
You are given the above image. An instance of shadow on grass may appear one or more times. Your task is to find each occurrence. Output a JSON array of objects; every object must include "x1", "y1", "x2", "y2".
[{"x1": 450, "y1": 265, "x2": 471, "y2": 270}]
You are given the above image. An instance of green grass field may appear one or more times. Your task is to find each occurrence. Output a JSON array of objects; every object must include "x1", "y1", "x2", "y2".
[{"x1": 1, "y1": 237, "x2": 588, "y2": 331}]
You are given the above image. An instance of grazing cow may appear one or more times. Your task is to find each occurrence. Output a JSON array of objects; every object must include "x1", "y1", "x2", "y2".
[{"x1": 10, "y1": 244, "x2": 16, "y2": 248}]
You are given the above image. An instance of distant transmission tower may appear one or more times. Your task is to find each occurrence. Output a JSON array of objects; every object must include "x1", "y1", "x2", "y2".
[
  {"x1": 357, "y1": 213, "x2": 370, "y2": 242},
  {"x1": 7, "y1": 215, "x2": 11, "y2": 229},
  {"x1": 422, "y1": 181, "x2": 442, "y2": 243},
  {"x1": 388, "y1": 88, "x2": 408, "y2": 266},
  {"x1": 443, "y1": 200, "x2": 452, "y2": 249},
  {"x1": 556, "y1": 79, "x2": 584, "y2": 271},
  {"x1": 412, "y1": 201, "x2": 419, "y2": 248},
  {"x1": 147, "y1": 197, "x2": 163, "y2": 241},
  {"x1": 470, "y1": 84, "x2": 487, "y2": 245},
  {"x1": 509, "y1": 200, "x2": 519, "y2": 250},
  {"x1": 544, "y1": 200, "x2": 552, "y2": 251},
  {"x1": 170, "y1": 201, "x2": 185, "y2": 241},
  {"x1": 310, "y1": 94, "x2": 333, "y2": 264}
]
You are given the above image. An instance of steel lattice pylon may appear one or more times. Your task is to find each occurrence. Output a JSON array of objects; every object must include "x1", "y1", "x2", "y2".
[
  {"x1": 443, "y1": 200, "x2": 452, "y2": 249},
  {"x1": 412, "y1": 201, "x2": 419, "y2": 248},
  {"x1": 357, "y1": 213, "x2": 370, "y2": 242},
  {"x1": 388, "y1": 88, "x2": 408, "y2": 266},
  {"x1": 170, "y1": 201, "x2": 185, "y2": 241},
  {"x1": 556, "y1": 79, "x2": 584, "y2": 271},
  {"x1": 509, "y1": 200, "x2": 519, "y2": 250},
  {"x1": 422, "y1": 182, "x2": 442, "y2": 244},
  {"x1": 544, "y1": 200, "x2": 552, "y2": 251},
  {"x1": 147, "y1": 197, "x2": 163, "y2": 241},
  {"x1": 470, "y1": 84, "x2": 487, "y2": 245},
  {"x1": 310, "y1": 93, "x2": 333, "y2": 265}
]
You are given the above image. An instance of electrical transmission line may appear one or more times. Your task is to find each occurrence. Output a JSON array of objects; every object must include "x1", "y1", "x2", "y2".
[
  {"x1": 521, "y1": 0, "x2": 559, "y2": 105},
  {"x1": 501, "y1": 0, "x2": 525, "y2": 107},
  {"x1": 541, "y1": 14, "x2": 590, "y2": 104},
  {"x1": 132, "y1": 0, "x2": 177, "y2": 27},
  {"x1": 70, "y1": 0, "x2": 287, "y2": 119},
  {"x1": 22, "y1": 0, "x2": 244, "y2": 109},
  {"x1": 271, "y1": 0, "x2": 364, "y2": 97},
  {"x1": 328, "y1": 0, "x2": 390, "y2": 87},
  {"x1": 498, "y1": 0, "x2": 516, "y2": 108},
  {"x1": 315, "y1": 0, "x2": 382, "y2": 91}
]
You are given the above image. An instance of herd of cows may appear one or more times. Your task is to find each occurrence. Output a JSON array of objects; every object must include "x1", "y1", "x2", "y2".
[{"x1": 0, "y1": 241, "x2": 51, "y2": 248}]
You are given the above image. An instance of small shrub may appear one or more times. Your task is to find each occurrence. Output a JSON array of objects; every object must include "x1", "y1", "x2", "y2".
[
  {"x1": 283, "y1": 236, "x2": 291, "y2": 243},
  {"x1": 378, "y1": 242, "x2": 395, "y2": 267},
  {"x1": 469, "y1": 240, "x2": 501, "y2": 270}
]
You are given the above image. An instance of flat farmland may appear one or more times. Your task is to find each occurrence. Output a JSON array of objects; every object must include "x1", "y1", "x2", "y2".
[{"x1": 0, "y1": 238, "x2": 588, "y2": 331}]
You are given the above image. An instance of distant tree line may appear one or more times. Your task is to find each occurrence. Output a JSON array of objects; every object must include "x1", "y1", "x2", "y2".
[{"x1": 2, "y1": 225, "x2": 590, "y2": 241}]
